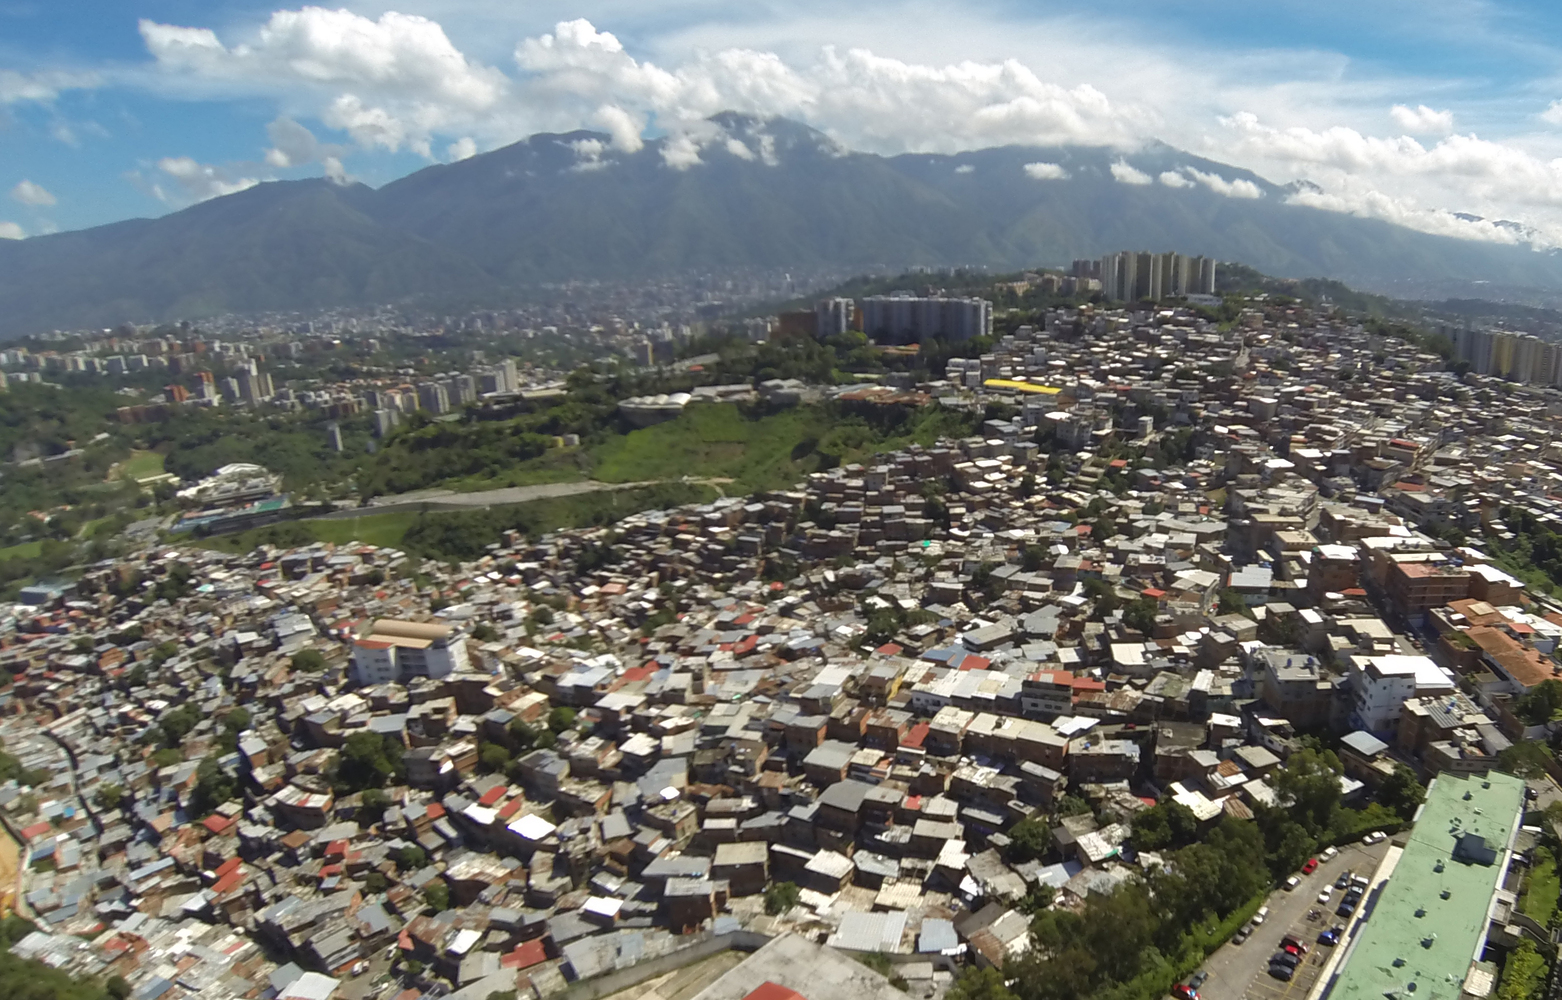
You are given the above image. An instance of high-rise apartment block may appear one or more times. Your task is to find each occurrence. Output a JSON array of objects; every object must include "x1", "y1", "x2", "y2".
[
  {"x1": 862, "y1": 294, "x2": 993, "y2": 345},
  {"x1": 816, "y1": 298, "x2": 855, "y2": 338},
  {"x1": 416, "y1": 381, "x2": 450, "y2": 415},
  {"x1": 1448, "y1": 326, "x2": 1562, "y2": 387},
  {"x1": 1098, "y1": 251, "x2": 1216, "y2": 302}
]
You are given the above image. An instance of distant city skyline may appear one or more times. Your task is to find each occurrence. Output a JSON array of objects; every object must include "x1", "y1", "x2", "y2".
[{"x1": 8, "y1": 2, "x2": 1562, "y2": 248}]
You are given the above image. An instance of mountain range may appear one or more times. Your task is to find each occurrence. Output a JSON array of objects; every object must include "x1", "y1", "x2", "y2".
[{"x1": 3, "y1": 112, "x2": 1561, "y2": 336}]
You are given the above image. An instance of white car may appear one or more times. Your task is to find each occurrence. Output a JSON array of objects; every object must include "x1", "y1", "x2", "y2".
[
  {"x1": 352, "y1": 961, "x2": 370, "y2": 977},
  {"x1": 1317, "y1": 886, "x2": 1333, "y2": 904},
  {"x1": 1363, "y1": 831, "x2": 1388, "y2": 845},
  {"x1": 1284, "y1": 876, "x2": 1301, "y2": 891},
  {"x1": 1253, "y1": 906, "x2": 1270, "y2": 925},
  {"x1": 1321, "y1": 846, "x2": 1339, "y2": 861}
]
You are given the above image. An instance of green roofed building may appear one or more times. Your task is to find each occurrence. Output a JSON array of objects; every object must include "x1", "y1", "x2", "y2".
[{"x1": 1329, "y1": 770, "x2": 1527, "y2": 1000}]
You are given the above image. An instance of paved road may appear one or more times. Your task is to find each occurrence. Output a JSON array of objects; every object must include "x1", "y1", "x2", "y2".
[
  {"x1": 319, "y1": 480, "x2": 661, "y2": 517},
  {"x1": 1196, "y1": 839, "x2": 1391, "y2": 1000}
]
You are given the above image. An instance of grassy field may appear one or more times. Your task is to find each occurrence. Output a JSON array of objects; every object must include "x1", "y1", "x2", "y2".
[
  {"x1": 1521, "y1": 847, "x2": 1559, "y2": 924},
  {"x1": 590, "y1": 404, "x2": 825, "y2": 493},
  {"x1": 117, "y1": 450, "x2": 166, "y2": 481},
  {"x1": 0, "y1": 540, "x2": 44, "y2": 562},
  {"x1": 588, "y1": 401, "x2": 977, "y2": 494}
]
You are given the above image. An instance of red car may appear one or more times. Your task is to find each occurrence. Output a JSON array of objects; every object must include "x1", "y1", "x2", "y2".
[
  {"x1": 1301, "y1": 857, "x2": 1319, "y2": 874},
  {"x1": 1172, "y1": 985, "x2": 1200, "y2": 1000}
]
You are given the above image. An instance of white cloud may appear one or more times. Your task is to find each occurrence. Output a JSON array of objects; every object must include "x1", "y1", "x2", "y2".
[
  {"x1": 447, "y1": 137, "x2": 477, "y2": 161},
  {"x1": 11, "y1": 180, "x2": 56, "y2": 207},
  {"x1": 140, "y1": 9, "x2": 508, "y2": 158},
  {"x1": 661, "y1": 131, "x2": 705, "y2": 170},
  {"x1": 1391, "y1": 104, "x2": 1454, "y2": 134},
  {"x1": 725, "y1": 137, "x2": 755, "y2": 159},
  {"x1": 152, "y1": 156, "x2": 259, "y2": 205},
  {"x1": 1542, "y1": 101, "x2": 1562, "y2": 126},
  {"x1": 1220, "y1": 111, "x2": 1562, "y2": 210},
  {"x1": 955, "y1": 163, "x2": 974, "y2": 174},
  {"x1": 1283, "y1": 183, "x2": 1529, "y2": 245},
  {"x1": 1185, "y1": 167, "x2": 1263, "y2": 199},
  {"x1": 1110, "y1": 160, "x2": 1152, "y2": 184},
  {"x1": 0, "y1": 222, "x2": 24, "y2": 240},
  {"x1": 1158, "y1": 170, "x2": 1192, "y2": 188},
  {"x1": 1023, "y1": 161, "x2": 1068, "y2": 180},
  {"x1": 591, "y1": 104, "x2": 644, "y2": 153},
  {"x1": 0, "y1": 69, "x2": 97, "y2": 105}
]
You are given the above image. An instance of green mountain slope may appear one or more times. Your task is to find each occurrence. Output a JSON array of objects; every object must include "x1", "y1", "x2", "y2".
[{"x1": 4, "y1": 113, "x2": 1562, "y2": 336}]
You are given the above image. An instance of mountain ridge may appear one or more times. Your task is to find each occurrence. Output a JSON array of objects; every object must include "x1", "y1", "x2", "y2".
[{"x1": 2, "y1": 113, "x2": 1561, "y2": 336}]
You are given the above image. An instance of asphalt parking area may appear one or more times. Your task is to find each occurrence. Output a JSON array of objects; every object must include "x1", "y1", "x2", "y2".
[{"x1": 1193, "y1": 839, "x2": 1390, "y2": 1000}]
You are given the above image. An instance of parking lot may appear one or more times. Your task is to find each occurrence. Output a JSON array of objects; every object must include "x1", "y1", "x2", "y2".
[{"x1": 1194, "y1": 838, "x2": 1393, "y2": 1000}]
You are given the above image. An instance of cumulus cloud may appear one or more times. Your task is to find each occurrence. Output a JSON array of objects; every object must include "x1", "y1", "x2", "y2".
[
  {"x1": 591, "y1": 104, "x2": 644, "y2": 153},
  {"x1": 447, "y1": 136, "x2": 476, "y2": 161},
  {"x1": 1185, "y1": 167, "x2": 1263, "y2": 198},
  {"x1": 1283, "y1": 184, "x2": 1529, "y2": 245},
  {"x1": 1221, "y1": 111, "x2": 1562, "y2": 210},
  {"x1": 1023, "y1": 161, "x2": 1068, "y2": 180},
  {"x1": 0, "y1": 222, "x2": 24, "y2": 240},
  {"x1": 1158, "y1": 170, "x2": 1192, "y2": 188},
  {"x1": 1110, "y1": 160, "x2": 1152, "y2": 184},
  {"x1": 140, "y1": 9, "x2": 507, "y2": 158},
  {"x1": 1391, "y1": 104, "x2": 1454, "y2": 134},
  {"x1": 11, "y1": 180, "x2": 56, "y2": 206},
  {"x1": 1542, "y1": 101, "x2": 1562, "y2": 126},
  {"x1": 152, "y1": 156, "x2": 259, "y2": 205}
]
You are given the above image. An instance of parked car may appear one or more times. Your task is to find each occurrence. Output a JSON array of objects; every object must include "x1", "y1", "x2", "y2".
[
  {"x1": 1253, "y1": 906, "x2": 1270, "y2": 925},
  {"x1": 1337, "y1": 900, "x2": 1357, "y2": 918},
  {"x1": 1281, "y1": 935, "x2": 1310, "y2": 955},
  {"x1": 1317, "y1": 886, "x2": 1334, "y2": 904},
  {"x1": 1234, "y1": 924, "x2": 1253, "y2": 945},
  {"x1": 351, "y1": 962, "x2": 370, "y2": 977},
  {"x1": 1321, "y1": 846, "x2": 1339, "y2": 861},
  {"x1": 1285, "y1": 875, "x2": 1302, "y2": 891},
  {"x1": 1319, "y1": 924, "x2": 1346, "y2": 946},
  {"x1": 1335, "y1": 871, "x2": 1352, "y2": 890},
  {"x1": 1269, "y1": 965, "x2": 1295, "y2": 982},
  {"x1": 1302, "y1": 857, "x2": 1319, "y2": 874},
  {"x1": 1172, "y1": 984, "x2": 1199, "y2": 1000},
  {"x1": 1271, "y1": 951, "x2": 1301, "y2": 969},
  {"x1": 1189, "y1": 972, "x2": 1209, "y2": 990},
  {"x1": 1363, "y1": 831, "x2": 1387, "y2": 845}
]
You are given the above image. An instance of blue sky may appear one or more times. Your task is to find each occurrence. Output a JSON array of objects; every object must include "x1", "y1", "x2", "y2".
[{"x1": 8, "y1": 1, "x2": 1562, "y2": 246}]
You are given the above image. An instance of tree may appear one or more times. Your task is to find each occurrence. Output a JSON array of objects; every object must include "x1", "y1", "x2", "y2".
[
  {"x1": 423, "y1": 881, "x2": 450, "y2": 912},
  {"x1": 396, "y1": 845, "x2": 427, "y2": 872},
  {"x1": 333, "y1": 731, "x2": 404, "y2": 793},
  {"x1": 1132, "y1": 801, "x2": 1199, "y2": 851},
  {"x1": 1216, "y1": 588, "x2": 1251, "y2": 617},
  {"x1": 1498, "y1": 939, "x2": 1546, "y2": 1000},
  {"x1": 764, "y1": 881, "x2": 801, "y2": 915},
  {"x1": 1122, "y1": 596, "x2": 1158, "y2": 634},
  {"x1": 1500, "y1": 740, "x2": 1555, "y2": 780},
  {"x1": 364, "y1": 871, "x2": 389, "y2": 893},
  {"x1": 359, "y1": 788, "x2": 391, "y2": 823},
  {"x1": 189, "y1": 756, "x2": 238, "y2": 818},
  {"x1": 479, "y1": 742, "x2": 511, "y2": 774},
  {"x1": 1272, "y1": 748, "x2": 1344, "y2": 835},
  {"x1": 507, "y1": 718, "x2": 541, "y2": 751},
  {"x1": 94, "y1": 783, "x2": 124, "y2": 811},
  {"x1": 547, "y1": 706, "x2": 577, "y2": 734},
  {"x1": 107, "y1": 976, "x2": 132, "y2": 1000},
  {"x1": 1376, "y1": 765, "x2": 1426, "y2": 821},
  {"x1": 1516, "y1": 680, "x2": 1562, "y2": 726},
  {"x1": 1006, "y1": 816, "x2": 1050, "y2": 863},
  {"x1": 149, "y1": 747, "x2": 182, "y2": 768},
  {"x1": 291, "y1": 648, "x2": 326, "y2": 672}
]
